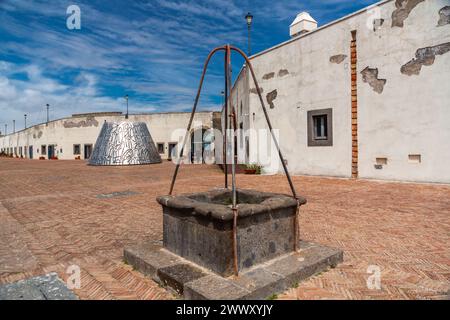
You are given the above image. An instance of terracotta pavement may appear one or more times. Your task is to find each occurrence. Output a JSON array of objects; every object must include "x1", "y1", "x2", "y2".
[{"x1": 0, "y1": 159, "x2": 449, "y2": 300}]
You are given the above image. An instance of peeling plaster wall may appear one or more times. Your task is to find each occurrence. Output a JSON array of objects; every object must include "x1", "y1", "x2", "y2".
[
  {"x1": 360, "y1": 67, "x2": 387, "y2": 93},
  {"x1": 400, "y1": 42, "x2": 450, "y2": 75},
  {"x1": 231, "y1": 0, "x2": 450, "y2": 183},
  {"x1": 329, "y1": 54, "x2": 348, "y2": 64},
  {"x1": 238, "y1": 21, "x2": 353, "y2": 178},
  {"x1": 357, "y1": 0, "x2": 450, "y2": 183},
  {"x1": 391, "y1": 0, "x2": 426, "y2": 27},
  {"x1": 0, "y1": 112, "x2": 216, "y2": 160},
  {"x1": 437, "y1": 5, "x2": 450, "y2": 26}
]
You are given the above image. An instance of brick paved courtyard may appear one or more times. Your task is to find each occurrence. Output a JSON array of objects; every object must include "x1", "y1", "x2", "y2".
[{"x1": 0, "y1": 158, "x2": 449, "y2": 300}]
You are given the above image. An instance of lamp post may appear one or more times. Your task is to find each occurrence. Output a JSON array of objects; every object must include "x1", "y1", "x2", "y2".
[
  {"x1": 221, "y1": 90, "x2": 225, "y2": 108},
  {"x1": 245, "y1": 12, "x2": 253, "y2": 56},
  {"x1": 24, "y1": 114, "x2": 27, "y2": 129},
  {"x1": 13, "y1": 120, "x2": 15, "y2": 133},
  {"x1": 46, "y1": 104, "x2": 50, "y2": 123},
  {"x1": 124, "y1": 94, "x2": 129, "y2": 119},
  {"x1": 4, "y1": 124, "x2": 7, "y2": 135}
]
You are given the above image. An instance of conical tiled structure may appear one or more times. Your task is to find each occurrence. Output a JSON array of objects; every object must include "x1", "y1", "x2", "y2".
[{"x1": 89, "y1": 121, "x2": 162, "y2": 166}]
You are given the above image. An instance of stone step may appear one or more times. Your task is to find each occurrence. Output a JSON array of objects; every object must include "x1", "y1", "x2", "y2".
[{"x1": 124, "y1": 241, "x2": 343, "y2": 300}]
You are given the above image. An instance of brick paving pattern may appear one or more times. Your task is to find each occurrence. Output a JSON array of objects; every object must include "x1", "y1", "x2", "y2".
[{"x1": 0, "y1": 158, "x2": 449, "y2": 299}]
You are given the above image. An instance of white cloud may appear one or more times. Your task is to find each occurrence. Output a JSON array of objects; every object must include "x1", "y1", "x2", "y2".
[
  {"x1": 0, "y1": 61, "x2": 154, "y2": 127},
  {"x1": 0, "y1": 0, "x2": 379, "y2": 129},
  {"x1": 0, "y1": 77, "x2": 18, "y2": 100}
]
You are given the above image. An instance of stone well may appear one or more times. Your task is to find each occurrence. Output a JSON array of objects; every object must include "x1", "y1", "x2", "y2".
[
  {"x1": 157, "y1": 188, "x2": 307, "y2": 276},
  {"x1": 124, "y1": 188, "x2": 343, "y2": 299}
]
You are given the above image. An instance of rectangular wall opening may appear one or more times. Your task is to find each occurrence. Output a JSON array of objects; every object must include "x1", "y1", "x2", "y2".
[
  {"x1": 157, "y1": 143, "x2": 165, "y2": 154},
  {"x1": 73, "y1": 144, "x2": 81, "y2": 155},
  {"x1": 408, "y1": 154, "x2": 421, "y2": 164}
]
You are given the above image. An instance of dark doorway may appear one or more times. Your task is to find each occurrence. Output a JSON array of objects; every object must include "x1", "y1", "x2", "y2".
[
  {"x1": 168, "y1": 143, "x2": 177, "y2": 161},
  {"x1": 48, "y1": 145, "x2": 55, "y2": 159},
  {"x1": 84, "y1": 144, "x2": 93, "y2": 159},
  {"x1": 29, "y1": 146, "x2": 33, "y2": 159}
]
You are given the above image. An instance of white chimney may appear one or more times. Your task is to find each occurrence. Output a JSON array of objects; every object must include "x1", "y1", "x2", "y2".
[{"x1": 290, "y1": 12, "x2": 318, "y2": 38}]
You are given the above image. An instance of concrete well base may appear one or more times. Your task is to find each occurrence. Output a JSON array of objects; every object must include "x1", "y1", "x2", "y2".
[{"x1": 124, "y1": 241, "x2": 343, "y2": 300}]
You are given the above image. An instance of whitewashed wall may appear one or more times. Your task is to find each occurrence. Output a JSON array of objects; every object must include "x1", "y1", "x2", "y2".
[
  {"x1": 0, "y1": 112, "x2": 216, "y2": 161},
  {"x1": 357, "y1": 0, "x2": 450, "y2": 183},
  {"x1": 232, "y1": 0, "x2": 450, "y2": 183}
]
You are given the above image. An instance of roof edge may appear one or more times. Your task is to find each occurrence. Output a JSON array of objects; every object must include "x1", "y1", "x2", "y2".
[{"x1": 249, "y1": 0, "x2": 393, "y2": 60}]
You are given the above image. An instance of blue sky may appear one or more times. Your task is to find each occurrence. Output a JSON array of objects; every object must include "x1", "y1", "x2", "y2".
[{"x1": 0, "y1": 0, "x2": 379, "y2": 130}]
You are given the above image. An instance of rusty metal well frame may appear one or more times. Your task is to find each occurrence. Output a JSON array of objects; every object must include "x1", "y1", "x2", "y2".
[{"x1": 168, "y1": 45, "x2": 300, "y2": 276}]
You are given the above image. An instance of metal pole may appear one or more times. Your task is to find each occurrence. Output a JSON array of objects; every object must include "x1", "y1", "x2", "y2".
[
  {"x1": 248, "y1": 24, "x2": 251, "y2": 56},
  {"x1": 245, "y1": 12, "x2": 253, "y2": 57},
  {"x1": 24, "y1": 114, "x2": 27, "y2": 129},
  {"x1": 230, "y1": 46, "x2": 300, "y2": 251},
  {"x1": 46, "y1": 104, "x2": 49, "y2": 123},
  {"x1": 13, "y1": 120, "x2": 15, "y2": 133},
  {"x1": 226, "y1": 44, "x2": 240, "y2": 277},
  {"x1": 4, "y1": 124, "x2": 7, "y2": 135},
  {"x1": 125, "y1": 95, "x2": 129, "y2": 119},
  {"x1": 220, "y1": 89, "x2": 225, "y2": 177},
  {"x1": 223, "y1": 50, "x2": 229, "y2": 188},
  {"x1": 167, "y1": 45, "x2": 301, "y2": 267}
]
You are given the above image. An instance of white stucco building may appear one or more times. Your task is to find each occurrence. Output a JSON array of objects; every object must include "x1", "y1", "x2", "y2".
[
  {"x1": 0, "y1": 111, "x2": 220, "y2": 162},
  {"x1": 230, "y1": 0, "x2": 450, "y2": 184},
  {"x1": 1, "y1": 0, "x2": 449, "y2": 184}
]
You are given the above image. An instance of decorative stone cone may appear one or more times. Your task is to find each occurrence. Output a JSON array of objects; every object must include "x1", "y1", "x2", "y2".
[{"x1": 89, "y1": 121, "x2": 162, "y2": 166}]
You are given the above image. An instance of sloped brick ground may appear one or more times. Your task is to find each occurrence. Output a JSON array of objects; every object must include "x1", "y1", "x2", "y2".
[{"x1": 0, "y1": 158, "x2": 449, "y2": 299}]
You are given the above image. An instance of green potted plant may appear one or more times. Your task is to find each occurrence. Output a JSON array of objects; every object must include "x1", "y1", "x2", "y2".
[{"x1": 244, "y1": 163, "x2": 262, "y2": 175}]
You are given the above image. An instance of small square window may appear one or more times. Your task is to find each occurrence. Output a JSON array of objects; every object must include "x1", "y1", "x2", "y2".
[
  {"x1": 73, "y1": 144, "x2": 81, "y2": 155},
  {"x1": 307, "y1": 108, "x2": 333, "y2": 147},
  {"x1": 157, "y1": 143, "x2": 164, "y2": 154}
]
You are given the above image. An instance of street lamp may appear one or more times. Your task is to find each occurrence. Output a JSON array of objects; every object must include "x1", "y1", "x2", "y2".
[
  {"x1": 221, "y1": 90, "x2": 225, "y2": 108},
  {"x1": 245, "y1": 12, "x2": 253, "y2": 56},
  {"x1": 24, "y1": 114, "x2": 27, "y2": 129},
  {"x1": 124, "y1": 94, "x2": 129, "y2": 119},
  {"x1": 13, "y1": 120, "x2": 15, "y2": 133},
  {"x1": 4, "y1": 124, "x2": 7, "y2": 135},
  {"x1": 46, "y1": 104, "x2": 50, "y2": 123}
]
